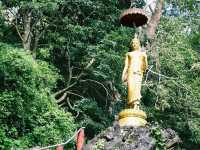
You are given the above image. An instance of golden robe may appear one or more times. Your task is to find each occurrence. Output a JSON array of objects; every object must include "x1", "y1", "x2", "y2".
[{"x1": 122, "y1": 51, "x2": 147, "y2": 106}]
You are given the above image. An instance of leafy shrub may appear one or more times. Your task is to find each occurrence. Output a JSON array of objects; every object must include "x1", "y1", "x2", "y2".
[{"x1": 0, "y1": 43, "x2": 76, "y2": 149}]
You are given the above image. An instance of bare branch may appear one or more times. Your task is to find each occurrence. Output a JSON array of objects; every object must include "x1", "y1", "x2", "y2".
[
  {"x1": 64, "y1": 58, "x2": 95, "y2": 89},
  {"x1": 53, "y1": 58, "x2": 95, "y2": 97},
  {"x1": 67, "y1": 91, "x2": 85, "y2": 99},
  {"x1": 53, "y1": 87, "x2": 69, "y2": 97},
  {"x1": 149, "y1": 5, "x2": 154, "y2": 13},
  {"x1": 66, "y1": 97, "x2": 80, "y2": 118},
  {"x1": 65, "y1": 46, "x2": 72, "y2": 86},
  {"x1": 66, "y1": 97, "x2": 75, "y2": 110},
  {"x1": 57, "y1": 92, "x2": 67, "y2": 103},
  {"x1": 85, "y1": 58, "x2": 95, "y2": 69},
  {"x1": 15, "y1": 24, "x2": 24, "y2": 42},
  {"x1": 5, "y1": 8, "x2": 24, "y2": 42},
  {"x1": 147, "y1": 67, "x2": 177, "y2": 79},
  {"x1": 80, "y1": 79, "x2": 109, "y2": 97}
]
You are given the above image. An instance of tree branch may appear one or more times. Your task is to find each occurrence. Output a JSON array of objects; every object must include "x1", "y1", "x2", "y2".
[
  {"x1": 57, "y1": 92, "x2": 67, "y2": 103},
  {"x1": 67, "y1": 91, "x2": 85, "y2": 99},
  {"x1": 53, "y1": 58, "x2": 95, "y2": 97},
  {"x1": 65, "y1": 46, "x2": 72, "y2": 87},
  {"x1": 80, "y1": 79, "x2": 109, "y2": 98},
  {"x1": 53, "y1": 87, "x2": 69, "y2": 97},
  {"x1": 6, "y1": 9, "x2": 25, "y2": 42}
]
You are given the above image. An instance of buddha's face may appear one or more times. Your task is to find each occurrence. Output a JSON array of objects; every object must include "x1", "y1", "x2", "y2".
[{"x1": 131, "y1": 39, "x2": 141, "y2": 51}]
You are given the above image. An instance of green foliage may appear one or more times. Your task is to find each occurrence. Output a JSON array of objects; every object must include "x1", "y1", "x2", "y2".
[
  {"x1": 130, "y1": 0, "x2": 146, "y2": 8},
  {"x1": 74, "y1": 98, "x2": 112, "y2": 138},
  {"x1": 40, "y1": 1, "x2": 200, "y2": 148},
  {"x1": 0, "y1": 0, "x2": 200, "y2": 149},
  {"x1": 143, "y1": 16, "x2": 200, "y2": 149},
  {"x1": 0, "y1": 43, "x2": 76, "y2": 149},
  {"x1": 1, "y1": 0, "x2": 64, "y2": 10},
  {"x1": 93, "y1": 139, "x2": 106, "y2": 150},
  {"x1": 150, "y1": 124, "x2": 166, "y2": 150},
  {"x1": 41, "y1": 0, "x2": 128, "y2": 141}
]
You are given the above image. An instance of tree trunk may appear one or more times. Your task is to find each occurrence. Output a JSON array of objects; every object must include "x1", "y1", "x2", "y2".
[
  {"x1": 31, "y1": 32, "x2": 39, "y2": 58},
  {"x1": 146, "y1": 0, "x2": 163, "y2": 40},
  {"x1": 144, "y1": 0, "x2": 163, "y2": 73},
  {"x1": 23, "y1": 12, "x2": 32, "y2": 51}
]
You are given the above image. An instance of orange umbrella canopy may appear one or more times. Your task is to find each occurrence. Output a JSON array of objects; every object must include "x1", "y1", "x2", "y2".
[{"x1": 120, "y1": 8, "x2": 148, "y2": 27}]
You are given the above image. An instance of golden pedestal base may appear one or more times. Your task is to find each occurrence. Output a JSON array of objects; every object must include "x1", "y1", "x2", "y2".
[{"x1": 119, "y1": 109, "x2": 147, "y2": 127}]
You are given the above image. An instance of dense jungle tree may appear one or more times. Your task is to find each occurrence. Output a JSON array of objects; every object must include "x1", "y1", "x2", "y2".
[{"x1": 0, "y1": 43, "x2": 76, "y2": 149}]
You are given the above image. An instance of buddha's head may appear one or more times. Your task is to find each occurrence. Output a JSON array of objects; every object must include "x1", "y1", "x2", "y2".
[{"x1": 130, "y1": 35, "x2": 141, "y2": 51}]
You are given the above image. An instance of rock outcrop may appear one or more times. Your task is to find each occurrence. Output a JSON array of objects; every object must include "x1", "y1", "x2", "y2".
[{"x1": 83, "y1": 121, "x2": 181, "y2": 150}]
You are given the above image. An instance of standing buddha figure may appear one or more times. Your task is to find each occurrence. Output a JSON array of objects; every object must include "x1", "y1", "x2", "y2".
[{"x1": 122, "y1": 35, "x2": 148, "y2": 110}]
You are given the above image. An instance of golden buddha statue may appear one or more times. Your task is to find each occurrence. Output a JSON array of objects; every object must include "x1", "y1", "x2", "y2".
[
  {"x1": 118, "y1": 35, "x2": 148, "y2": 127},
  {"x1": 122, "y1": 35, "x2": 148, "y2": 110}
]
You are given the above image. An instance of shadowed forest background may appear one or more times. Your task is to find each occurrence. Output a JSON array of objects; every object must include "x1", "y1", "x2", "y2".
[{"x1": 0, "y1": 0, "x2": 199, "y2": 149}]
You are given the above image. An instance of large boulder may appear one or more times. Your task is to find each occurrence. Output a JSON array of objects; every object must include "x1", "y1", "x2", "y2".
[{"x1": 83, "y1": 120, "x2": 181, "y2": 150}]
